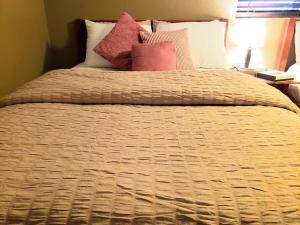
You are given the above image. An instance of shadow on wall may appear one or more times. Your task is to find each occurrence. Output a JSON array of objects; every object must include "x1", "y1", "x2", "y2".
[
  {"x1": 43, "y1": 0, "x2": 238, "y2": 69},
  {"x1": 49, "y1": 20, "x2": 83, "y2": 69},
  {"x1": 43, "y1": 42, "x2": 53, "y2": 73},
  {"x1": 0, "y1": 40, "x2": 53, "y2": 98}
]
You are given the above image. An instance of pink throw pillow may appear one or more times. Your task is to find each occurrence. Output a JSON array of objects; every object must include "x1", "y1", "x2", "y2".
[
  {"x1": 132, "y1": 42, "x2": 177, "y2": 71},
  {"x1": 140, "y1": 29, "x2": 194, "y2": 70},
  {"x1": 94, "y1": 12, "x2": 145, "y2": 70}
]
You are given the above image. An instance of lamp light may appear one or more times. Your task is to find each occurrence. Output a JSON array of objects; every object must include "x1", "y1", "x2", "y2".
[{"x1": 229, "y1": 18, "x2": 265, "y2": 68}]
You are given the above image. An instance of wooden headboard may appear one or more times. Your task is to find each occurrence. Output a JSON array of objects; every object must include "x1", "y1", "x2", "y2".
[{"x1": 77, "y1": 19, "x2": 229, "y2": 63}]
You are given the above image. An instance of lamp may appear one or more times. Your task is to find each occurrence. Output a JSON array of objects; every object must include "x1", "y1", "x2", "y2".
[{"x1": 229, "y1": 18, "x2": 265, "y2": 68}]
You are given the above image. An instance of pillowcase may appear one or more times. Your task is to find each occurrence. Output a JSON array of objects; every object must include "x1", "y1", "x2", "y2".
[
  {"x1": 84, "y1": 20, "x2": 151, "y2": 68},
  {"x1": 94, "y1": 12, "x2": 146, "y2": 70},
  {"x1": 152, "y1": 20, "x2": 168, "y2": 32},
  {"x1": 155, "y1": 20, "x2": 229, "y2": 69},
  {"x1": 132, "y1": 42, "x2": 177, "y2": 71},
  {"x1": 140, "y1": 29, "x2": 194, "y2": 70}
]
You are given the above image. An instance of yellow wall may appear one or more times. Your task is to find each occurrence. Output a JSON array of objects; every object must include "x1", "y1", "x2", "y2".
[
  {"x1": 44, "y1": 0, "x2": 291, "y2": 70},
  {"x1": 44, "y1": 0, "x2": 237, "y2": 68},
  {"x1": 0, "y1": 0, "x2": 51, "y2": 98},
  {"x1": 227, "y1": 18, "x2": 289, "y2": 70},
  {"x1": 0, "y1": 0, "x2": 295, "y2": 98}
]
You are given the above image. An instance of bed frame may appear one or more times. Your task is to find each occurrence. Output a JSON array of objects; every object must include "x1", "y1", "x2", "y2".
[{"x1": 77, "y1": 19, "x2": 229, "y2": 63}]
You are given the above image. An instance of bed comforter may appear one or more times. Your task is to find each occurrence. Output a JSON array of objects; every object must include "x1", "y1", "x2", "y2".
[{"x1": 0, "y1": 69, "x2": 300, "y2": 225}]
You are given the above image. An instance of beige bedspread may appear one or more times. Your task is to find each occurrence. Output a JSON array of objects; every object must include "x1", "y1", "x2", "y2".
[{"x1": 0, "y1": 69, "x2": 300, "y2": 225}]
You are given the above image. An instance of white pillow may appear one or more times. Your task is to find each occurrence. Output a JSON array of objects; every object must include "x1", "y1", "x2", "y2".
[
  {"x1": 295, "y1": 21, "x2": 300, "y2": 64},
  {"x1": 156, "y1": 20, "x2": 229, "y2": 69},
  {"x1": 84, "y1": 20, "x2": 152, "y2": 68}
]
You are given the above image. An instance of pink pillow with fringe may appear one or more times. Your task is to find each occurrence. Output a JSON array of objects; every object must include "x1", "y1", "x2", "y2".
[
  {"x1": 93, "y1": 12, "x2": 145, "y2": 70},
  {"x1": 132, "y1": 42, "x2": 177, "y2": 71}
]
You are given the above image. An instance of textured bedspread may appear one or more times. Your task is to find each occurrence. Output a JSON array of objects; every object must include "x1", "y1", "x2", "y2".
[{"x1": 0, "y1": 69, "x2": 300, "y2": 225}]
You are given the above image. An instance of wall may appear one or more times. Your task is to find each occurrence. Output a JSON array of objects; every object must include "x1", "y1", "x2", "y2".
[
  {"x1": 227, "y1": 18, "x2": 288, "y2": 70},
  {"x1": 0, "y1": 0, "x2": 294, "y2": 98},
  {"x1": 44, "y1": 0, "x2": 290, "y2": 70},
  {"x1": 0, "y1": 0, "x2": 51, "y2": 98},
  {"x1": 44, "y1": 0, "x2": 237, "y2": 69}
]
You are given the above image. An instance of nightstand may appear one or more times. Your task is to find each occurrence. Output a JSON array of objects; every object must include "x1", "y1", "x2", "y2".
[{"x1": 259, "y1": 79, "x2": 300, "y2": 95}]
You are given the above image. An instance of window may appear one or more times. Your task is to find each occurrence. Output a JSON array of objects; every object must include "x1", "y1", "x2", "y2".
[{"x1": 237, "y1": 0, "x2": 300, "y2": 17}]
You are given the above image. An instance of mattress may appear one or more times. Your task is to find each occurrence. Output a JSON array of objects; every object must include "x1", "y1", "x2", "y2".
[
  {"x1": 73, "y1": 62, "x2": 118, "y2": 71},
  {"x1": 72, "y1": 62, "x2": 217, "y2": 72},
  {"x1": 0, "y1": 69, "x2": 300, "y2": 225}
]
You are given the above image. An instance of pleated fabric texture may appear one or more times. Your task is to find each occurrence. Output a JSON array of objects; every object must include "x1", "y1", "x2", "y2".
[{"x1": 0, "y1": 69, "x2": 300, "y2": 225}]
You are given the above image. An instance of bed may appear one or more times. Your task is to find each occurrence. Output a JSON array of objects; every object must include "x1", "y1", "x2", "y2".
[
  {"x1": 0, "y1": 67, "x2": 300, "y2": 224},
  {"x1": 1, "y1": 14, "x2": 300, "y2": 224}
]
